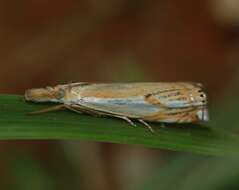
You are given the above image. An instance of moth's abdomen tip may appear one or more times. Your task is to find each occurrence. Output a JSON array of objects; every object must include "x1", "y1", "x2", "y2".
[
  {"x1": 197, "y1": 109, "x2": 209, "y2": 122},
  {"x1": 24, "y1": 89, "x2": 35, "y2": 101}
]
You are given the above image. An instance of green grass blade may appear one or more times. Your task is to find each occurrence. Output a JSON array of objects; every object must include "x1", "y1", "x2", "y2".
[{"x1": 0, "y1": 94, "x2": 239, "y2": 156}]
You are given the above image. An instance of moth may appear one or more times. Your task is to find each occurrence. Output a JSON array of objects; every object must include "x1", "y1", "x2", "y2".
[{"x1": 25, "y1": 82, "x2": 209, "y2": 132}]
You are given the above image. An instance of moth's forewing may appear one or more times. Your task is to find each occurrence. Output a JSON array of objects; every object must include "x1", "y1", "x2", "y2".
[
  {"x1": 67, "y1": 83, "x2": 208, "y2": 123},
  {"x1": 73, "y1": 83, "x2": 198, "y2": 98}
]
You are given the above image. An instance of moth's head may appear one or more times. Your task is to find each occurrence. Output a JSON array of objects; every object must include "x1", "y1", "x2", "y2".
[{"x1": 25, "y1": 86, "x2": 65, "y2": 103}]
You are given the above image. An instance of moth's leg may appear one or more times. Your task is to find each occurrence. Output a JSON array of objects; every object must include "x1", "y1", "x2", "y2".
[
  {"x1": 64, "y1": 105, "x2": 83, "y2": 114},
  {"x1": 69, "y1": 105, "x2": 137, "y2": 127},
  {"x1": 66, "y1": 104, "x2": 105, "y2": 116},
  {"x1": 66, "y1": 104, "x2": 137, "y2": 127},
  {"x1": 29, "y1": 104, "x2": 65, "y2": 114},
  {"x1": 138, "y1": 119, "x2": 155, "y2": 133},
  {"x1": 97, "y1": 114, "x2": 137, "y2": 127},
  {"x1": 116, "y1": 116, "x2": 137, "y2": 127}
]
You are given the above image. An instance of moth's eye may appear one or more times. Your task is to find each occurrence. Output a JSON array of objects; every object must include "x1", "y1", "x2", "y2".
[
  {"x1": 46, "y1": 86, "x2": 54, "y2": 91},
  {"x1": 56, "y1": 89, "x2": 65, "y2": 99}
]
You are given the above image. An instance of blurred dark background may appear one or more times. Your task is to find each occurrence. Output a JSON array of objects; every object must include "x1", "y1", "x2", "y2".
[{"x1": 0, "y1": 0, "x2": 239, "y2": 189}]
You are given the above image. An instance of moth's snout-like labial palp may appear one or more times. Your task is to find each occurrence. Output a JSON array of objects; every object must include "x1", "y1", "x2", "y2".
[
  {"x1": 24, "y1": 89, "x2": 32, "y2": 101},
  {"x1": 24, "y1": 89, "x2": 46, "y2": 102},
  {"x1": 24, "y1": 87, "x2": 60, "y2": 103}
]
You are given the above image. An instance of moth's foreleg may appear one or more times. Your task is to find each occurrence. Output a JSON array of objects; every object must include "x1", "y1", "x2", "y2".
[{"x1": 29, "y1": 104, "x2": 65, "y2": 114}]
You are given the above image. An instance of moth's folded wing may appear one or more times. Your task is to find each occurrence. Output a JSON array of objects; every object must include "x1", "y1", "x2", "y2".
[{"x1": 76, "y1": 97, "x2": 165, "y2": 118}]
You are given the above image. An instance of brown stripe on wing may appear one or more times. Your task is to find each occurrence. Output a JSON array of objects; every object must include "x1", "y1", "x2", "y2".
[
  {"x1": 142, "y1": 107, "x2": 199, "y2": 122},
  {"x1": 144, "y1": 89, "x2": 186, "y2": 106}
]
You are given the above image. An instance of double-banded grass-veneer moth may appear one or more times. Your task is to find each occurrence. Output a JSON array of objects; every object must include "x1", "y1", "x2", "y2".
[{"x1": 25, "y1": 82, "x2": 209, "y2": 132}]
